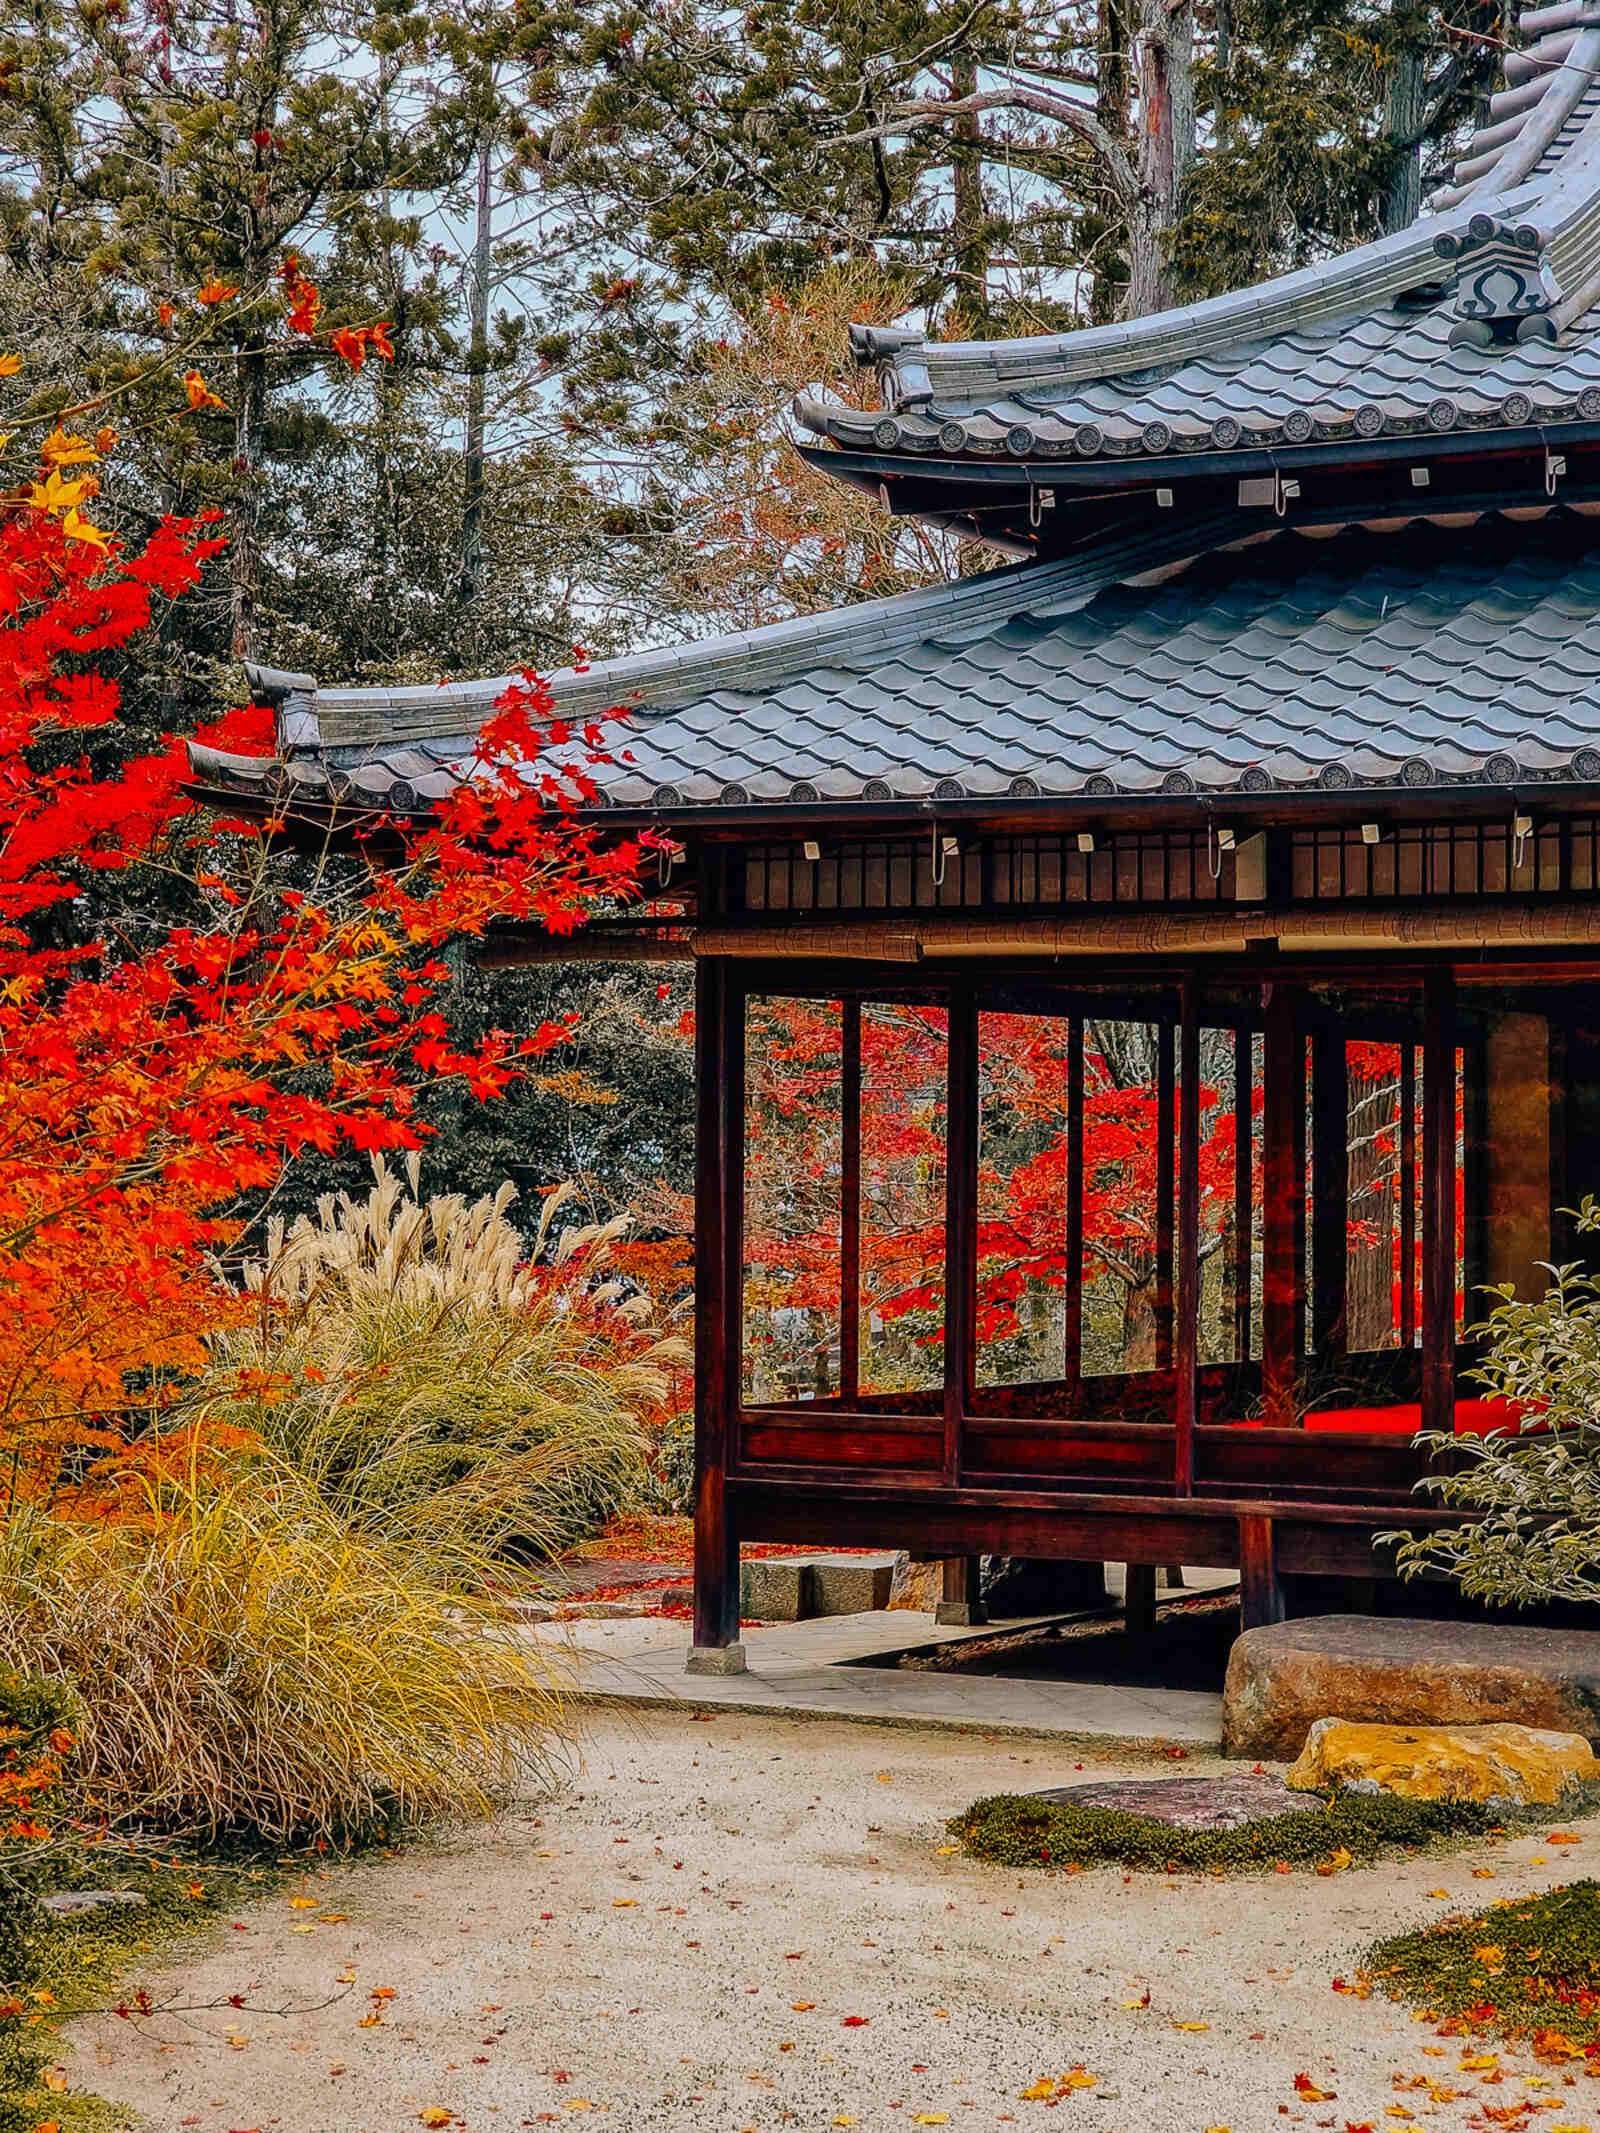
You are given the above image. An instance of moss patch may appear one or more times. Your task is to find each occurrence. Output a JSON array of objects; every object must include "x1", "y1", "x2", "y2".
[
  {"x1": 1370, "y1": 1880, "x2": 1600, "y2": 2051},
  {"x1": 948, "y1": 1788, "x2": 1539, "y2": 1875},
  {"x1": 1, "y1": 1843, "x2": 285, "y2": 2132}
]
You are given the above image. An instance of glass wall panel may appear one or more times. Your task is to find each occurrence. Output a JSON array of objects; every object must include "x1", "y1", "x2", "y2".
[
  {"x1": 976, "y1": 1012, "x2": 1071, "y2": 1387},
  {"x1": 860, "y1": 1004, "x2": 948, "y2": 1394},
  {"x1": 741, "y1": 996, "x2": 842, "y2": 1402},
  {"x1": 1346, "y1": 1040, "x2": 1405, "y2": 1353},
  {"x1": 1082, "y1": 1018, "x2": 1162, "y2": 1376}
]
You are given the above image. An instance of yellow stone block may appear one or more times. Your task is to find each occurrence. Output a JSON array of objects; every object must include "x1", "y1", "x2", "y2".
[{"x1": 1287, "y1": 1718, "x2": 1597, "y2": 1806}]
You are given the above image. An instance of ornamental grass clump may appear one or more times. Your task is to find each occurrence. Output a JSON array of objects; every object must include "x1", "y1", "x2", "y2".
[
  {"x1": 0, "y1": 1455, "x2": 563, "y2": 1842},
  {"x1": 219, "y1": 1157, "x2": 681, "y2": 1561}
]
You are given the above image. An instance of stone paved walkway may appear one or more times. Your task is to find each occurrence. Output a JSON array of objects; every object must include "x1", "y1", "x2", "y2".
[{"x1": 539, "y1": 1603, "x2": 1225, "y2": 1747}]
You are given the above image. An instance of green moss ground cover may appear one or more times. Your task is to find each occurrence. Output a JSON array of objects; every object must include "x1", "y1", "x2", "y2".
[
  {"x1": 1370, "y1": 1880, "x2": 1600, "y2": 2051},
  {"x1": 949, "y1": 1789, "x2": 1559, "y2": 1876}
]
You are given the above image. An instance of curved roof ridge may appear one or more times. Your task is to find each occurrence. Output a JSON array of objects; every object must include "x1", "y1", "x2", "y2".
[
  {"x1": 826, "y1": 8, "x2": 1600, "y2": 424},
  {"x1": 247, "y1": 510, "x2": 1242, "y2": 756}
]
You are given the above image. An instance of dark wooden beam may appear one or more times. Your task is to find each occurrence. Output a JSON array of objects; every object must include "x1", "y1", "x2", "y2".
[
  {"x1": 1309, "y1": 1027, "x2": 1348, "y2": 1359},
  {"x1": 1155, "y1": 1016, "x2": 1176, "y2": 1371},
  {"x1": 1064, "y1": 1015, "x2": 1085, "y2": 1384},
  {"x1": 1421, "y1": 968, "x2": 1458, "y2": 1437},
  {"x1": 1232, "y1": 1027, "x2": 1254, "y2": 1365},
  {"x1": 1260, "y1": 981, "x2": 1304, "y2": 1428},
  {"x1": 1400, "y1": 1043, "x2": 1418, "y2": 1350},
  {"x1": 1238, "y1": 1512, "x2": 1286, "y2": 1630},
  {"x1": 840, "y1": 998, "x2": 862, "y2": 1403},
  {"x1": 691, "y1": 950, "x2": 742, "y2": 1660},
  {"x1": 1174, "y1": 977, "x2": 1201, "y2": 1495},
  {"x1": 944, "y1": 985, "x2": 980, "y2": 1487},
  {"x1": 936, "y1": 1554, "x2": 987, "y2": 1627}
]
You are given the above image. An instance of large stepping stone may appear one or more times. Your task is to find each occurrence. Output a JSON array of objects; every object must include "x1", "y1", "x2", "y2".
[
  {"x1": 1033, "y1": 1773, "x2": 1319, "y2": 1829},
  {"x1": 1225, "y1": 1614, "x2": 1600, "y2": 1761},
  {"x1": 1287, "y1": 1717, "x2": 1596, "y2": 1806}
]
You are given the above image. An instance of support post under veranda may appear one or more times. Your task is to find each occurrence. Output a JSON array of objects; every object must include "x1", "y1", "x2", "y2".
[{"x1": 688, "y1": 949, "x2": 746, "y2": 1675}]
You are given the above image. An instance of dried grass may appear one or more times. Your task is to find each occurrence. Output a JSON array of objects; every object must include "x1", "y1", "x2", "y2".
[
  {"x1": 0, "y1": 1454, "x2": 564, "y2": 1841},
  {"x1": 224, "y1": 1158, "x2": 682, "y2": 1561}
]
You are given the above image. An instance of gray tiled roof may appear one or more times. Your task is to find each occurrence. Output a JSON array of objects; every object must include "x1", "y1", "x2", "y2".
[
  {"x1": 798, "y1": 5, "x2": 1600, "y2": 471},
  {"x1": 191, "y1": 511, "x2": 1600, "y2": 815}
]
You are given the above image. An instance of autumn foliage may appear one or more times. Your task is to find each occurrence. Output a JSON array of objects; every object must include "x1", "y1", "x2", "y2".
[{"x1": 0, "y1": 427, "x2": 646, "y2": 1514}]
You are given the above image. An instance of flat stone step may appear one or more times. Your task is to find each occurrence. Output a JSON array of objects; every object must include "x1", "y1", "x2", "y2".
[{"x1": 1224, "y1": 1613, "x2": 1600, "y2": 1760}]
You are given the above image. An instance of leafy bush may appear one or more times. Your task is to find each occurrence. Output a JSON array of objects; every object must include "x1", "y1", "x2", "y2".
[
  {"x1": 0, "y1": 1458, "x2": 564, "y2": 1842},
  {"x1": 1370, "y1": 1880, "x2": 1600, "y2": 2045},
  {"x1": 1395, "y1": 1195, "x2": 1600, "y2": 1604},
  {"x1": 218, "y1": 1158, "x2": 684, "y2": 1559},
  {"x1": 950, "y1": 1788, "x2": 1511, "y2": 1875}
]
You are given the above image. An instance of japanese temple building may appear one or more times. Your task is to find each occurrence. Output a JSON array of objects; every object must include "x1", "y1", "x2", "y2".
[{"x1": 195, "y1": 0, "x2": 1600, "y2": 1663}]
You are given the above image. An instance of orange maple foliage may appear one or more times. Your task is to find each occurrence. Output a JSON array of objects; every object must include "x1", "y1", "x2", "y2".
[{"x1": 0, "y1": 440, "x2": 650, "y2": 1513}]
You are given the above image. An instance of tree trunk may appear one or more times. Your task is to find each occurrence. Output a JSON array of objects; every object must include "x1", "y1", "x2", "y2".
[
  {"x1": 1382, "y1": 43, "x2": 1426, "y2": 233},
  {"x1": 1094, "y1": 0, "x2": 1132, "y2": 321},
  {"x1": 949, "y1": 57, "x2": 987, "y2": 332},
  {"x1": 229, "y1": 341, "x2": 269, "y2": 661},
  {"x1": 458, "y1": 131, "x2": 493, "y2": 608},
  {"x1": 1125, "y1": 0, "x2": 1196, "y2": 317}
]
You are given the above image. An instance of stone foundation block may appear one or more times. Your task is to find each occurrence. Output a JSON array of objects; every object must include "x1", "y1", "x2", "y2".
[
  {"x1": 809, "y1": 1555, "x2": 896, "y2": 1616},
  {"x1": 685, "y1": 1643, "x2": 747, "y2": 1676},
  {"x1": 739, "y1": 1557, "x2": 815, "y2": 1621},
  {"x1": 1224, "y1": 1613, "x2": 1600, "y2": 1761}
]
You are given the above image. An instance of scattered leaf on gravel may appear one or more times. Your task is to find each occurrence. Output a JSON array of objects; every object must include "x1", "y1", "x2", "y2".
[
  {"x1": 419, "y1": 2113, "x2": 452, "y2": 2130},
  {"x1": 1292, "y1": 2073, "x2": 1335, "y2": 2101}
]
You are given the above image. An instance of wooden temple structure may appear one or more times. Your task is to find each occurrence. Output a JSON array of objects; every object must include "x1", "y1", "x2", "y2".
[{"x1": 194, "y1": 0, "x2": 1600, "y2": 1665}]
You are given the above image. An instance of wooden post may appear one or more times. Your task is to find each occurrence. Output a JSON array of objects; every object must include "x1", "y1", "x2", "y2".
[
  {"x1": 1232, "y1": 1024, "x2": 1253, "y2": 1365},
  {"x1": 839, "y1": 998, "x2": 862, "y2": 1403},
  {"x1": 944, "y1": 985, "x2": 979, "y2": 1486},
  {"x1": 935, "y1": 1554, "x2": 987, "y2": 1628},
  {"x1": 1155, "y1": 1016, "x2": 1176, "y2": 1370},
  {"x1": 1309, "y1": 1026, "x2": 1348, "y2": 1361},
  {"x1": 1400, "y1": 1043, "x2": 1418, "y2": 1349},
  {"x1": 1238, "y1": 1512, "x2": 1285, "y2": 1630},
  {"x1": 689, "y1": 951, "x2": 744, "y2": 1673},
  {"x1": 1421, "y1": 967, "x2": 1458, "y2": 1439},
  {"x1": 1064, "y1": 1015, "x2": 1085, "y2": 1385},
  {"x1": 1125, "y1": 1562, "x2": 1158, "y2": 1634},
  {"x1": 1260, "y1": 981, "x2": 1304, "y2": 1427},
  {"x1": 1174, "y1": 976, "x2": 1200, "y2": 1493}
]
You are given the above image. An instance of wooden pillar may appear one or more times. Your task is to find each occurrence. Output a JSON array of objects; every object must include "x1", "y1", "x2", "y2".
[
  {"x1": 1174, "y1": 976, "x2": 1200, "y2": 1493},
  {"x1": 1238, "y1": 1512, "x2": 1285, "y2": 1630},
  {"x1": 943, "y1": 984, "x2": 979, "y2": 1486},
  {"x1": 1232, "y1": 1025, "x2": 1253, "y2": 1366},
  {"x1": 839, "y1": 998, "x2": 862, "y2": 1403},
  {"x1": 1063, "y1": 1015, "x2": 1085, "y2": 1385},
  {"x1": 1125, "y1": 1562, "x2": 1158, "y2": 1634},
  {"x1": 1421, "y1": 967, "x2": 1457, "y2": 1439},
  {"x1": 1260, "y1": 981, "x2": 1304, "y2": 1428},
  {"x1": 936, "y1": 1554, "x2": 987, "y2": 1628},
  {"x1": 1155, "y1": 1017, "x2": 1176, "y2": 1370},
  {"x1": 1400, "y1": 1043, "x2": 1418, "y2": 1349},
  {"x1": 1309, "y1": 1026, "x2": 1348, "y2": 1360},
  {"x1": 689, "y1": 951, "x2": 745, "y2": 1672}
]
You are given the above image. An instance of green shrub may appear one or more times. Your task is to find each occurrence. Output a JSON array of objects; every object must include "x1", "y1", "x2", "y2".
[
  {"x1": 1393, "y1": 1195, "x2": 1600, "y2": 1604},
  {"x1": 1370, "y1": 1880, "x2": 1600, "y2": 2044},
  {"x1": 216, "y1": 1158, "x2": 680, "y2": 1560},
  {"x1": 950, "y1": 1788, "x2": 1513, "y2": 1875},
  {"x1": 0, "y1": 1665, "x2": 80, "y2": 2132}
]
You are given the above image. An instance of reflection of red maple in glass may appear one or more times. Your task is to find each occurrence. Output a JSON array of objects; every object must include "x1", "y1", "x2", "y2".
[{"x1": 741, "y1": 1001, "x2": 1465, "y2": 1394}]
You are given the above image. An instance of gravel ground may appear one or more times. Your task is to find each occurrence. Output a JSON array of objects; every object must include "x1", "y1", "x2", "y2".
[{"x1": 68, "y1": 1704, "x2": 1600, "y2": 2133}]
